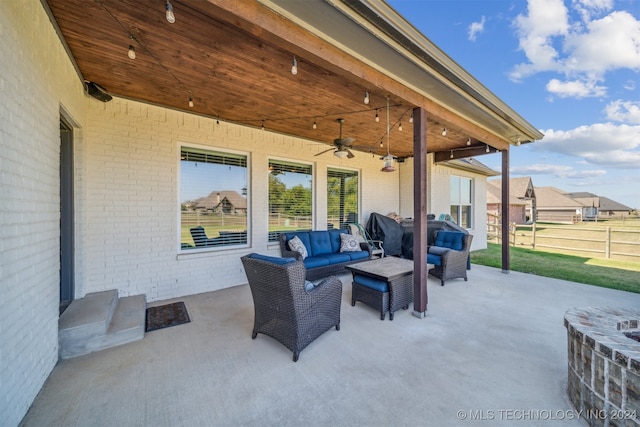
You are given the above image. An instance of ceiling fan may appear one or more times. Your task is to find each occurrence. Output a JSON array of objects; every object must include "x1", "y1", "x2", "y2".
[{"x1": 315, "y1": 118, "x2": 357, "y2": 159}]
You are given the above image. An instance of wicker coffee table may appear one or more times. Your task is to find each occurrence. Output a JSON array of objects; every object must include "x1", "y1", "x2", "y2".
[{"x1": 346, "y1": 257, "x2": 414, "y2": 320}]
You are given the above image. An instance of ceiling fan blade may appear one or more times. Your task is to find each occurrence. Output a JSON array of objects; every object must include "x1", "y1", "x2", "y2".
[
  {"x1": 335, "y1": 137, "x2": 356, "y2": 146},
  {"x1": 346, "y1": 149, "x2": 355, "y2": 158},
  {"x1": 315, "y1": 147, "x2": 336, "y2": 156}
]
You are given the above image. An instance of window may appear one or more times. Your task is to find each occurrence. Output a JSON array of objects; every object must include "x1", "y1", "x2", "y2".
[
  {"x1": 180, "y1": 147, "x2": 248, "y2": 250},
  {"x1": 327, "y1": 168, "x2": 359, "y2": 229},
  {"x1": 268, "y1": 160, "x2": 313, "y2": 242},
  {"x1": 450, "y1": 176, "x2": 472, "y2": 228}
]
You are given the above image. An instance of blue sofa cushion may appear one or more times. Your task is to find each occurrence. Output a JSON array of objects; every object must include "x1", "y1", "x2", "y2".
[
  {"x1": 324, "y1": 253, "x2": 352, "y2": 264},
  {"x1": 285, "y1": 232, "x2": 313, "y2": 256},
  {"x1": 328, "y1": 229, "x2": 346, "y2": 253},
  {"x1": 309, "y1": 231, "x2": 333, "y2": 256},
  {"x1": 353, "y1": 274, "x2": 388, "y2": 292},
  {"x1": 427, "y1": 253, "x2": 442, "y2": 266},
  {"x1": 248, "y1": 253, "x2": 296, "y2": 265},
  {"x1": 347, "y1": 250, "x2": 369, "y2": 261},
  {"x1": 303, "y1": 256, "x2": 331, "y2": 269},
  {"x1": 434, "y1": 231, "x2": 465, "y2": 251}
]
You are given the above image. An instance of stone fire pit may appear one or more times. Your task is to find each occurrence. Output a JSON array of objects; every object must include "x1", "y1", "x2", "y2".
[{"x1": 564, "y1": 307, "x2": 640, "y2": 426}]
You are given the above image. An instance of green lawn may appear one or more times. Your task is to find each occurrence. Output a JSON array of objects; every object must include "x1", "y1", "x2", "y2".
[{"x1": 471, "y1": 243, "x2": 640, "y2": 294}]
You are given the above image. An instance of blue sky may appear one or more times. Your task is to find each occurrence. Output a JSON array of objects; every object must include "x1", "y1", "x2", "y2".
[{"x1": 387, "y1": 0, "x2": 640, "y2": 209}]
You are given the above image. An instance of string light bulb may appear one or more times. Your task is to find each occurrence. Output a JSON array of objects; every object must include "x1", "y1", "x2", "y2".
[
  {"x1": 442, "y1": 127, "x2": 447, "y2": 136},
  {"x1": 261, "y1": 120, "x2": 265, "y2": 131},
  {"x1": 450, "y1": 150, "x2": 454, "y2": 159},
  {"x1": 188, "y1": 96, "x2": 194, "y2": 108},
  {"x1": 467, "y1": 137, "x2": 471, "y2": 146},
  {"x1": 398, "y1": 121, "x2": 403, "y2": 132},
  {"x1": 165, "y1": 0, "x2": 175, "y2": 23},
  {"x1": 375, "y1": 110, "x2": 379, "y2": 122},
  {"x1": 128, "y1": 45, "x2": 136, "y2": 60},
  {"x1": 291, "y1": 56, "x2": 298, "y2": 75},
  {"x1": 486, "y1": 145, "x2": 490, "y2": 153},
  {"x1": 516, "y1": 137, "x2": 521, "y2": 146},
  {"x1": 312, "y1": 119, "x2": 317, "y2": 129},
  {"x1": 364, "y1": 90, "x2": 370, "y2": 105},
  {"x1": 409, "y1": 111, "x2": 414, "y2": 123}
]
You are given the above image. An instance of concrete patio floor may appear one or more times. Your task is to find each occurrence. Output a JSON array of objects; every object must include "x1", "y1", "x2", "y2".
[{"x1": 21, "y1": 265, "x2": 640, "y2": 426}]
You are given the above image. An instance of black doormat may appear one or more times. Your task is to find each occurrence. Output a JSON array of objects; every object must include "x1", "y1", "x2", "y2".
[{"x1": 145, "y1": 301, "x2": 191, "y2": 332}]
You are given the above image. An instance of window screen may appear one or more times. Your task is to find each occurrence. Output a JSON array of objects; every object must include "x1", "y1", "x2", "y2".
[
  {"x1": 180, "y1": 147, "x2": 248, "y2": 250},
  {"x1": 268, "y1": 160, "x2": 313, "y2": 242},
  {"x1": 327, "y1": 168, "x2": 359, "y2": 229}
]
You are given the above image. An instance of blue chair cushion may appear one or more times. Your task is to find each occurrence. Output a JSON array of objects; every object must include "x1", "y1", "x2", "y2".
[
  {"x1": 248, "y1": 253, "x2": 295, "y2": 265},
  {"x1": 428, "y1": 246, "x2": 449, "y2": 256},
  {"x1": 427, "y1": 253, "x2": 442, "y2": 266},
  {"x1": 353, "y1": 274, "x2": 388, "y2": 292},
  {"x1": 309, "y1": 231, "x2": 333, "y2": 256},
  {"x1": 434, "y1": 231, "x2": 465, "y2": 251}
]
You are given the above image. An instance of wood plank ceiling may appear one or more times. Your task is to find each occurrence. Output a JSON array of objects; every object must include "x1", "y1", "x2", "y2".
[{"x1": 45, "y1": 0, "x2": 501, "y2": 160}]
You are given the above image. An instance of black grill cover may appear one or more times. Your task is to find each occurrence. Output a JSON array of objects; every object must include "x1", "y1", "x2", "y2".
[{"x1": 365, "y1": 213, "x2": 405, "y2": 256}]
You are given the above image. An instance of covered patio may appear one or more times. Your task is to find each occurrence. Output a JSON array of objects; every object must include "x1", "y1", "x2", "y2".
[{"x1": 21, "y1": 267, "x2": 640, "y2": 426}]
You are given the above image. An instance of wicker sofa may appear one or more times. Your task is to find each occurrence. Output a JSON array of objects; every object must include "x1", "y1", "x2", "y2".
[
  {"x1": 240, "y1": 253, "x2": 342, "y2": 362},
  {"x1": 279, "y1": 229, "x2": 371, "y2": 280}
]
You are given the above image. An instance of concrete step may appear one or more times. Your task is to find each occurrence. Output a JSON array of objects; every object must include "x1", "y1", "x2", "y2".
[{"x1": 59, "y1": 291, "x2": 146, "y2": 359}]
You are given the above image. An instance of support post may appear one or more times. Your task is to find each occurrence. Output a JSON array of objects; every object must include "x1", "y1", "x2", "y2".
[
  {"x1": 501, "y1": 149, "x2": 510, "y2": 273},
  {"x1": 412, "y1": 107, "x2": 428, "y2": 317}
]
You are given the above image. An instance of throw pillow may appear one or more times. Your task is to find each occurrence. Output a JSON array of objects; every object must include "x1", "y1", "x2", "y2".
[
  {"x1": 288, "y1": 236, "x2": 308, "y2": 259},
  {"x1": 340, "y1": 233, "x2": 360, "y2": 252}
]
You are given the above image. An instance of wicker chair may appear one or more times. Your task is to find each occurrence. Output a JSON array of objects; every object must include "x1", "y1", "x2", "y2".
[
  {"x1": 240, "y1": 253, "x2": 342, "y2": 362},
  {"x1": 427, "y1": 231, "x2": 473, "y2": 286}
]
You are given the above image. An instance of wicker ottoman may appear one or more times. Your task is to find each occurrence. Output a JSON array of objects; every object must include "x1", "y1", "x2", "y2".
[{"x1": 346, "y1": 257, "x2": 414, "y2": 321}]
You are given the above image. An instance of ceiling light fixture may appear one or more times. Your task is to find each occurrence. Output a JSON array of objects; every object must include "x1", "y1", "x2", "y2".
[
  {"x1": 381, "y1": 96, "x2": 396, "y2": 172},
  {"x1": 291, "y1": 56, "x2": 298, "y2": 75},
  {"x1": 165, "y1": 0, "x2": 175, "y2": 23},
  {"x1": 334, "y1": 149, "x2": 349, "y2": 159},
  {"x1": 364, "y1": 90, "x2": 370, "y2": 105},
  {"x1": 128, "y1": 44, "x2": 136, "y2": 60},
  {"x1": 442, "y1": 127, "x2": 447, "y2": 136}
]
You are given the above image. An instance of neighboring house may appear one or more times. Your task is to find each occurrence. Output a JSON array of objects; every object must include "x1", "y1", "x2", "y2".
[
  {"x1": 486, "y1": 177, "x2": 536, "y2": 224},
  {"x1": 1, "y1": 1, "x2": 543, "y2": 425},
  {"x1": 194, "y1": 191, "x2": 248, "y2": 215},
  {"x1": 535, "y1": 187, "x2": 585, "y2": 223},
  {"x1": 564, "y1": 192, "x2": 633, "y2": 219}
]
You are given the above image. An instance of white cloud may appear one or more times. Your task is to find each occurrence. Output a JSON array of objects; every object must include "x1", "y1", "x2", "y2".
[
  {"x1": 511, "y1": 163, "x2": 607, "y2": 179},
  {"x1": 468, "y1": 16, "x2": 486, "y2": 41},
  {"x1": 546, "y1": 77, "x2": 606, "y2": 97},
  {"x1": 604, "y1": 100, "x2": 640, "y2": 124},
  {"x1": 534, "y1": 123, "x2": 640, "y2": 168},
  {"x1": 510, "y1": 1, "x2": 640, "y2": 99},
  {"x1": 572, "y1": 0, "x2": 613, "y2": 21}
]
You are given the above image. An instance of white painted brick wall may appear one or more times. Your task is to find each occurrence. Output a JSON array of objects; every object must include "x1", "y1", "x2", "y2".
[
  {"x1": 81, "y1": 98, "x2": 401, "y2": 301},
  {"x1": 1, "y1": 1, "x2": 86, "y2": 426}
]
